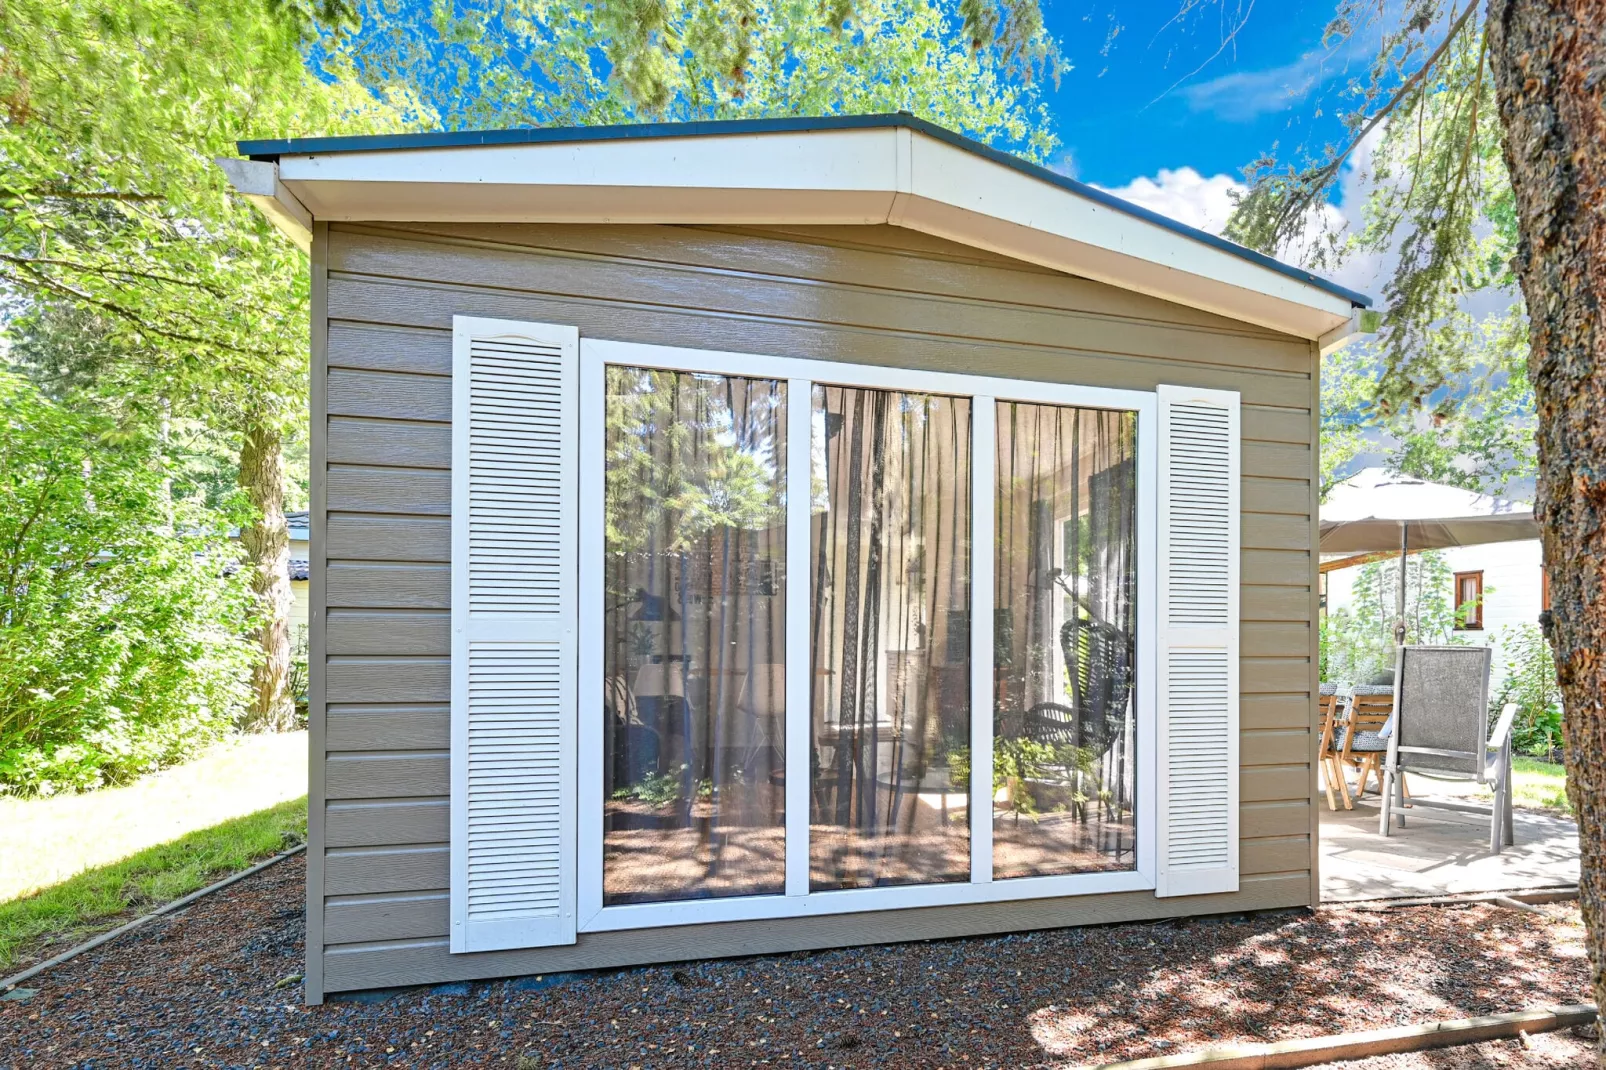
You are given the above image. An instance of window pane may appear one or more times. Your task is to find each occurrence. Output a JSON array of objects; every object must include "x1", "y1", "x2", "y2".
[
  {"x1": 602, "y1": 367, "x2": 787, "y2": 905},
  {"x1": 992, "y1": 403, "x2": 1138, "y2": 879},
  {"x1": 810, "y1": 386, "x2": 971, "y2": 890}
]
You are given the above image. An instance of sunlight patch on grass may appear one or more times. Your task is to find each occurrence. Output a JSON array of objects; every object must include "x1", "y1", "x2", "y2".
[
  {"x1": 0, "y1": 730, "x2": 305, "y2": 902},
  {"x1": 0, "y1": 796, "x2": 306, "y2": 971},
  {"x1": 1511, "y1": 756, "x2": 1570, "y2": 814}
]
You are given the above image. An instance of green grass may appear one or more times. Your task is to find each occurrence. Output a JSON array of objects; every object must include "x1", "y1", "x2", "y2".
[
  {"x1": 0, "y1": 796, "x2": 306, "y2": 971},
  {"x1": 1511, "y1": 756, "x2": 1571, "y2": 814}
]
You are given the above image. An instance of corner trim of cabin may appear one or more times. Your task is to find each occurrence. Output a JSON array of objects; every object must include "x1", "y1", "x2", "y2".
[
  {"x1": 306, "y1": 220, "x2": 330, "y2": 1006},
  {"x1": 1307, "y1": 338, "x2": 1322, "y2": 909}
]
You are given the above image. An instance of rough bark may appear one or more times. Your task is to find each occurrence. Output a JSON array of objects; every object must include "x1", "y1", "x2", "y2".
[
  {"x1": 1487, "y1": 0, "x2": 1606, "y2": 1057},
  {"x1": 237, "y1": 416, "x2": 294, "y2": 732}
]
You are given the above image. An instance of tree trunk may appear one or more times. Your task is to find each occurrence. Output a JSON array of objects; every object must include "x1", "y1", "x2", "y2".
[
  {"x1": 1487, "y1": 0, "x2": 1606, "y2": 1056},
  {"x1": 237, "y1": 416, "x2": 294, "y2": 732}
]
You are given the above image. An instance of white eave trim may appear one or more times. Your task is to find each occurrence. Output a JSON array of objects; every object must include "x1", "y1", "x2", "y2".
[
  {"x1": 216, "y1": 157, "x2": 313, "y2": 252},
  {"x1": 244, "y1": 127, "x2": 1360, "y2": 339},
  {"x1": 1318, "y1": 309, "x2": 1367, "y2": 355}
]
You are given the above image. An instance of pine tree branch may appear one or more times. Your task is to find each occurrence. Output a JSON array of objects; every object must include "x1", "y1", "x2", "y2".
[{"x1": 1261, "y1": 1, "x2": 1481, "y2": 241}]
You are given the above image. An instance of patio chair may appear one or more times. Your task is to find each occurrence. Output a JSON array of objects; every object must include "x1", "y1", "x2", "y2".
[
  {"x1": 1317, "y1": 683, "x2": 1351, "y2": 811},
  {"x1": 1339, "y1": 685, "x2": 1395, "y2": 799},
  {"x1": 1379, "y1": 645, "x2": 1519, "y2": 854}
]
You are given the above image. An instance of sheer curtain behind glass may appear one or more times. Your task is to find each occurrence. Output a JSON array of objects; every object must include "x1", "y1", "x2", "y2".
[
  {"x1": 993, "y1": 403, "x2": 1137, "y2": 878},
  {"x1": 602, "y1": 367, "x2": 787, "y2": 905},
  {"x1": 810, "y1": 386, "x2": 971, "y2": 890}
]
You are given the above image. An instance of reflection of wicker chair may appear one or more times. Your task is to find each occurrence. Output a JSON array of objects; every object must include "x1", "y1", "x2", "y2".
[
  {"x1": 1019, "y1": 617, "x2": 1133, "y2": 755},
  {"x1": 1005, "y1": 617, "x2": 1134, "y2": 844}
]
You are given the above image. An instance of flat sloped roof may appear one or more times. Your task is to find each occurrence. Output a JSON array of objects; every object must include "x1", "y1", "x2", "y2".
[{"x1": 227, "y1": 113, "x2": 1369, "y2": 342}]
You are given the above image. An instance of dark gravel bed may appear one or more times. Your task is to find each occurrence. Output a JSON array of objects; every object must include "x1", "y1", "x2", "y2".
[{"x1": 0, "y1": 855, "x2": 1591, "y2": 1070}]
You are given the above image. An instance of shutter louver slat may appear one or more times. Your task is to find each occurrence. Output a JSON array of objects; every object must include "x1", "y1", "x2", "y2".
[
  {"x1": 451, "y1": 317, "x2": 579, "y2": 953},
  {"x1": 1156, "y1": 386, "x2": 1240, "y2": 898}
]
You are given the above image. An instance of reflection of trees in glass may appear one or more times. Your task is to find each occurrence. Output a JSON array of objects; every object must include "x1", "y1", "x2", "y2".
[
  {"x1": 601, "y1": 367, "x2": 788, "y2": 906},
  {"x1": 605, "y1": 368, "x2": 786, "y2": 557}
]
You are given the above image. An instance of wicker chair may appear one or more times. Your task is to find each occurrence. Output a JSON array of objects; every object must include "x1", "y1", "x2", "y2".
[{"x1": 1380, "y1": 645, "x2": 1518, "y2": 853}]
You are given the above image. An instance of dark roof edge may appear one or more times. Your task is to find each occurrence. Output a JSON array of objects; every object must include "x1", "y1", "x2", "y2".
[{"x1": 237, "y1": 112, "x2": 1371, "y2": 310}]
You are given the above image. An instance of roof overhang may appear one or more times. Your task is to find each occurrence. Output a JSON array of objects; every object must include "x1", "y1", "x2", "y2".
[{"x1": 228, "y1": 115, "x2": 1369, "y2": 341}]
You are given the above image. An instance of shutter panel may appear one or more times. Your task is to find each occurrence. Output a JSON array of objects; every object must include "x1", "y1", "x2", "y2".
[
  {"x1": 450, "y1": 316, "x2": 579, "y2": 952},
  {"x1": 1155, "y1": 385, "x2": 1240, "y2": 898}
]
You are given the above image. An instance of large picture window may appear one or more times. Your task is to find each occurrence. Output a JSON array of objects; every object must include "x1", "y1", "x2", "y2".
[
  {"x1": 809, "y1": 386, "x2": 972, "y2": 891},
  {"x1": 577, "y1": 339, "x2": 1159, "y2": 932},
  {"x1": 601, "y1": 368, "x2": 788, "y2": 905},
  {"x1": 992, "y1": 402, "x2": 1138, "y2": 879}
]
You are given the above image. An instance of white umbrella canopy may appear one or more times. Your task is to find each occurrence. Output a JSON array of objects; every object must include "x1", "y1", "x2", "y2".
[
  {"x1": 1319, "y1": 467, "x2": 1540, "y2": 644},
  {"x1": 1320, "y1": 467, "x2": 1539, "y2": 555}
]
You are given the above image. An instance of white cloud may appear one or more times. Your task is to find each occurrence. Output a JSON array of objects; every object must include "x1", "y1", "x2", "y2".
[
  {"x1": 1094, "y1": 127, "x2": 1383, "y2": 297},
  {"x1": 1098, "y1": 167, "x2": 1244, "y2": 235},
  {"x1": 1179, "y1": 48, "x2": 1333, "y2": 122}
]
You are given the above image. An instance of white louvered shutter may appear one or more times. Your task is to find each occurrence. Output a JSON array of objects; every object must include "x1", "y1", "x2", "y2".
[
  {"x1": 450, "y1": 316, "x2": 579, "y2": 952},
  {"x1": 1155, "y1": 385, "x2": 1240, "y2": 898}
]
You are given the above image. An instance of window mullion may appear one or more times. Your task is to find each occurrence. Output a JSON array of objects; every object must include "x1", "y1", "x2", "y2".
[
  {"x1": 784, "y1": 377, "x2": 814, "y2": 897},
  {"x1": 968, "y1": 396, "x2": 996, "y2": 884}
]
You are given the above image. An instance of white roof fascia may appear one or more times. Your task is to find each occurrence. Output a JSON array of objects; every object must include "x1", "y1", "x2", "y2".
[
  {"x1": 1317, "y1": 310, "x2": 1366, "y2": 355},
  {"x1": 264, "y1": 127, "x2": 1355, "y2": 339},
  {"x1": 216, "y1": 157, "x2": 313, "y2": 252}
]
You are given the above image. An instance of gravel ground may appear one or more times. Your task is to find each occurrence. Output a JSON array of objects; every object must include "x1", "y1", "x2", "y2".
[{"x1": 0, "y1": 855, "x2": 1592, "y2": 1070}]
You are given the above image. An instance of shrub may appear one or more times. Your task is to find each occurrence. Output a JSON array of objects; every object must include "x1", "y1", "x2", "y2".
[
  {"x1": 1490, "y1": 622, "x2": 1564, "y2": 757},
  {"x1": 0, "y1": 374, "x2": 255, "y2": 795}
]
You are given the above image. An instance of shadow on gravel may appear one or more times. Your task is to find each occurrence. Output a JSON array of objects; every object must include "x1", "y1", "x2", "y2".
[{"x1": 0, "y1": 855, "x2": 1589, "y2": 1070}]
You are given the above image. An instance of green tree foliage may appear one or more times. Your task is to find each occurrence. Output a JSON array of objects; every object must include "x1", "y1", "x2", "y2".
[
  {"x1": 332, "y1": 0, "x2": 1060, "y2": 161},
  {"x1": 1, "y1": 0, "x2": 403, "y2": 730},
  {"x1": 1270, "y1": 3, "x2": 1536, "y2": 500},
  {"x1": 1491, "y1": 621, "x2": 1563, "y2": 757},
  {"x1": 331, "y1": 0, "x2": 1058, "y2": 121},
  {"x1": 0, "y1": 373, "x2": 255, "y2": 796},
  {"x1": 1321, "y1": 550, "x2": 1457, "y2": 684}
]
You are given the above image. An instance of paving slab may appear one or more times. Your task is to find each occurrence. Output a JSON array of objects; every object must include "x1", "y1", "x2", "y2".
[{"x1": 1320, "y1": 789, "x2": 1579, "y2": 902}]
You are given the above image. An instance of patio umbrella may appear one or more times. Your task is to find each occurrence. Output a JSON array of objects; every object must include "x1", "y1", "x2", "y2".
[{"x1": 1319, "y1": 468, "x2": 1540, "y2": 643}]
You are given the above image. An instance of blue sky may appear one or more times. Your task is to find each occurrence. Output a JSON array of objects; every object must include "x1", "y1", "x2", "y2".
[{"x1": 1040, "y1": 1, "x2": 1358, "y2": 187}]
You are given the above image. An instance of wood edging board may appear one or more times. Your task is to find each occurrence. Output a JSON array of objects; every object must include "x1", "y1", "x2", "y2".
[{"x1": 1080, "y1": 1003, "x2": 1599, "y2": 1070}]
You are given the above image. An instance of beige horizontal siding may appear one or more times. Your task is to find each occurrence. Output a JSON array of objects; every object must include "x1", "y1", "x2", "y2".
[
  {"x1": 326, "y1": 798, "x2": 447, "y2": 847},
  {"x1": 325, "y1": 703, "x2": 448, "y2": 749},
  {"x1": 391, "y1": 221, "x2": 1293, "y2": 341},
  {"x1": 327, "y1": 276, "x2": 1318, "y2": 408},
  {"x1": 332, "y1": 223, "x2": 1305, "y2": 361},
  {"x1": 313, "y1": 221, "x2": 1321, "y2": 994},
  {"x1": 319, "y1": 873, "x2": 1311, "y2": 993}
]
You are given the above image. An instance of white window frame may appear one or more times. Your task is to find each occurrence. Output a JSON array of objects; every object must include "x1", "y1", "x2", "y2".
[{"x1": 577, "y1": 337, "x2": 1158, "y2": 933}]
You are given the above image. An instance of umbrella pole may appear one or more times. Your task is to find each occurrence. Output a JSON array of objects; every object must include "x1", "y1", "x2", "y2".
[{"x1": 1394, "y1": 521, "x2": 1408, "y2": 646}]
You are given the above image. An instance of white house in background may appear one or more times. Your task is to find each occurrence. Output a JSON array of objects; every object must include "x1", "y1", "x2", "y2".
[
  {"x1": 1322, "y1": 468, "x2": 1546, "y2": 676},
  {"x1": 229, "y1": 509, "x2": 311, "y2": 640}
]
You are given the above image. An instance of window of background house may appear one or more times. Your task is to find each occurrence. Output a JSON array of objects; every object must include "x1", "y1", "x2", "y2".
[{"x1": 1453, "y1": 570, "x2": 1484, "y2": 630}]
